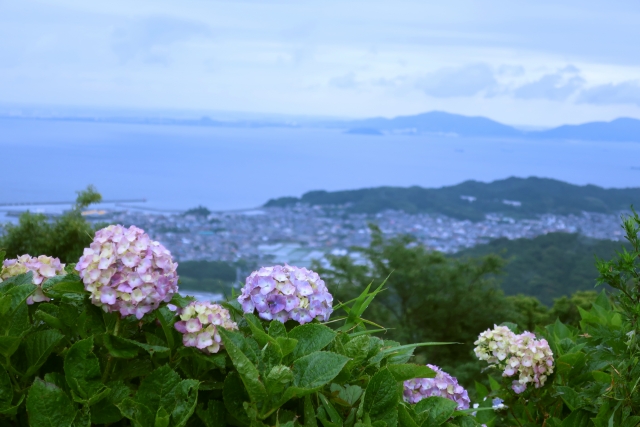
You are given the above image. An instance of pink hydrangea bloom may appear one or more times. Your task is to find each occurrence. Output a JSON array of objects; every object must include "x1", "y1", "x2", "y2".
[
  {"x1": 403, "y1": 364, "x2": 470, "y2": 410},
  {"x1": 76, "y1": 225, "x2": 178, "y2": 319},
  {"x1": 1, "y1": 255, "x2": 65, "y2": 304},
  {"x1": 238, "y1": 265, "x2": 333, "y2": 324},
  {"x1": 174, "y1": 301, "x2": 238, "y2": 354},
  {"x1": 474, "y1": 325, "x2": 555, "y2": 394}
]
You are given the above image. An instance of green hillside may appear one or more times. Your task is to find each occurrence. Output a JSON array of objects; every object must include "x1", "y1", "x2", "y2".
[
  {"x1": 265, "y1": 177, "x2": 640, "y2": 220},
  {"x1": 456, "y1": 232, "x2": 628, "y2": 304}
]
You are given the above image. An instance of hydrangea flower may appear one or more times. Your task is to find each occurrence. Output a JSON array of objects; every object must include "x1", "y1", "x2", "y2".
[
  {"x1": 403, "y1": 364, "x2": 470, "y2": 410},
  {"x1": 76, "y1": 225, "x2": 178, "y2": 319},
  {"x1": 474, "y1": 325, "x2": 554, "y2": 394},
  {"x1": 238, "y1": 265, "x2": 333, "y2": 324},
  {"x1": 174, "y1": 301, "x2": 238, "y2": 354},
  {"x1": 0, "y1": 255, "x2": 65, "y2": 304}
]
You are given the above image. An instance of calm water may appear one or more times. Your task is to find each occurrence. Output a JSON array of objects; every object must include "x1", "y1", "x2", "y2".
[{"x1": 1, "y1": 117, "x2": 639, "y2": 211}]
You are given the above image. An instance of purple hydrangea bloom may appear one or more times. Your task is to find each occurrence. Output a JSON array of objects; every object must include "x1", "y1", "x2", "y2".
[
  {"x1": 0, "y1": 255, "x2": 65, "y2": 304},
  {"x1": 76, "y1": 225, "x2": 178, "y2": 319},
  {"x1": 403, "y1": 364, "x2": 471, "y2": 410},
  {"x1": 238, "y1": 265, "x2": 333, "y2": 324},
  {"x1": 174, "y1": 301, "x2": 238, "y2": 354}
]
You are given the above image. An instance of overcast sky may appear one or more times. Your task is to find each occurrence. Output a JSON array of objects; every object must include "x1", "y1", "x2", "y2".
[{"x1": 1, "y1": 0, "x2": 640, "y2": 126}]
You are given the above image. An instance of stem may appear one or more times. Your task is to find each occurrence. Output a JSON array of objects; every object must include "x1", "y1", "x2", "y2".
[
  {"x1": 101, "y1": 316, "x2": 121, "y2": 383},
  {"x1": 509, "y1": 407, "x2": 524, "y2": 427}
]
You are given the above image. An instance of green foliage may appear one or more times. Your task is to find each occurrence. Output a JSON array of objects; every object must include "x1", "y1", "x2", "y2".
[
  {"x1": 265, "y1": 177, "x2": 640, "y2": 220},
  {"x1": 457, "y1": 232, "x2": 627, "y2": 304},
  {"x1": 0, "y1": 186, "x2": 102, "y2": 263},
  {"x1": 313, "y1": 224, "x2": 514, "y2": 384},
  {"x1": 177, "y1": 260, "x2": 252, "y2": 296},
  {"x1": 476, "y1": 211, "x2": 640, "y2": 426},
  {"x1": 0, "y1": 252, "x2": 482, "y2": 426}
]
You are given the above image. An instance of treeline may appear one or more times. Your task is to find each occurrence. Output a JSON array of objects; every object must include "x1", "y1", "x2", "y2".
[{"x1": 264, "y1": 176, "x2": 640, "y2": 220}]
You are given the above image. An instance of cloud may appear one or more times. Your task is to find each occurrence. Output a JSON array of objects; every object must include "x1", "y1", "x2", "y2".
[
  {"x1": 513, "y1": 65, "x2": 584, "y2": 100},
  {"x1": 417, "y1": 63, "x2": 497, "y2": 98},
  {"x1": 111, "y1": 15, "x2": 212, "y2": 64},
  {"x1": 329, "y1": 72, "x2": 358, "y2": 89},
  {"x1": 577, "y1": 80, "x2": 640, "y2": 107}
]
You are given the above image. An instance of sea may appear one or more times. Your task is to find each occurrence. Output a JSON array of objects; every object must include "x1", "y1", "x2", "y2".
[{"x1": 1, "y1": 116, "x2": 639, "y2": 211}]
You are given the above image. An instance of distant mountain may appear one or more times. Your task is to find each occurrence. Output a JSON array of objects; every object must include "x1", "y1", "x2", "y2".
[
  {"x1": 340, "y1": 111, "x2": 522, "y2": 138},
  {"x1": 344, "y1": 127, "x2": 383, "y2": 136},
  {"x1": 264, "y1": 177, "x2": 640, "y2": 220},
  {"x1": 534, "y1": 117, "x2": 640, "y2": 142},
  {"x1": 333, "y1": 111, "x2": 640, "y2": 142}
]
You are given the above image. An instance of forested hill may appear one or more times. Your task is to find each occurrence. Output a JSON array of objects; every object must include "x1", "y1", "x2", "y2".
[
  {"x1": 264, "y1": 177, "x2": 640, "y2": 221},
  {"x1": 455, "y1": 232, "x2": 628, "y2": 305}
]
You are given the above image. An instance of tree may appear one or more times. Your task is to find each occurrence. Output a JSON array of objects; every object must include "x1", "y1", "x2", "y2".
[
  {"x1": 313, "y1": 224, "x2": 514, "y2": 383},
  {"x1": 0, "y1": 186, "x2": 102, "y2": 263}
]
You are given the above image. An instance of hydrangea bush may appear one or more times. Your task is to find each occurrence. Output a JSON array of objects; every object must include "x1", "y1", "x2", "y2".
[
  {"x1": 76, "y1": 224, "x2": 178, "y2": 319},
  {"x1": 0, "y1": 254, "x2": 65, "y2": 304},
  {"x1": 475, "y1": 325, "x2": 554, "y2": 393},
  {"x1": 238, "y1": 264, "x2": 333, "y2": 323}
]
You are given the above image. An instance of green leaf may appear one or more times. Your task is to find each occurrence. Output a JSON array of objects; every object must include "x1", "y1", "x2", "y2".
[
  {"x1": 244, "y1": 313, "x2": 274, "y2": 347},
  {"x1": 343, "y1": 335, "x2": 371, "y2": 369},
  {"x1": 90, "y1": 381, "x2": 130, "y2": 425},
  {"x1": 64, "y1": 338, "x2": 103, "y2": 400},
  {"x1": 155, "y1": 407, "x2": 170, "y2": 427},
  {"x1": 47, "y1": 279, "x2": 85, "y2": 294},
  {"x1": 488, "y1": 376, "x2": 500, "y2": 392},
  {"x1": 265, "y1": 365, "x2": 293, "y2": 395},
  {"x1": 292, "y1": 351, "x2": 350, "y2": 389},
  {"x1": 219, "y1": 328, "x2": 267, "y2": 404},
  {"x1": 102, "y1": 334, "x2": 140, "y2": 359},
  {"x1": 0, "y1": 365, "x2": 13, "y2": 409},
  {"x1": 26, "y1": 378, "x2": 77, "y2": 427},
  {"x1": 288, "y1": 323, "x2": 337, "y2": 360},
  {"x1": 556, "y1": 386, "x2": 584, "y2": 411},
  {"x1": 338, "y1": 384, "x2": 363, "y2": 406},
  {"x1": 397, "y1": 405, "x2": 419, "y2": 427},
  {"x1": 34, "y1": 304, "x2": 65, "y2": 330},
  {"x1": 414, "y1": 397, "x2": 457, "y2": 425},
  {"x1": 171, "y1": 379, "x2": 199, "y2": 427},
  {"x1": 364, "y1": 368, "x2": 398, "y2": 424},
  {"x1": 136, "y1": 365, "x2": 181, "y2": 415},
  {"x1": 0, "y1": 336, "x2": 21, "y2": 358},
  {"x1": 474, "y1": 382, "x2": 489, "y2": 400},
  {"x1": 7, "y1": 303, "x2": 31, "y2": 337},
  {"x1": 25, "y1": 329, "x2": 64, "y2": 376},
  {"x1": 276, "y1": 337, "x2": 298, "y2": 357},
  {"x1": 268, "y1": 320, "x2": 288, "y2": 339},
  {"x1": 170, "y1": 293, "x2": 196, "y2": 308},
  {"x1": 223, "y1": 372, "x2": 251, "y2": 426},
  {"x1": 387, "y1": 364, "x2": 435, "y2": 382},
  {"x1": 560, "y1": 409, "x2": 592, "y2": 427},
  {"x1": 197, "y1": 400, "x2": 227, "y2": 427},
  {"x1": 304, "y1": 395, "x2": 318, "y2": 427},
  {"x1": 319, "y1": 393, "x2": 344, "y2": 426},
  {"x1": 156, "y1": 306, "x2": 177, "y2": 350},
  {"x1": 7, "y1": 282, "x2": 36, "y2": 309}
]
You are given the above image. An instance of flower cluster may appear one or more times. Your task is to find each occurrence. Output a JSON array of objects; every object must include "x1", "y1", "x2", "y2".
[
  {"x1": 0, "y1": 255, "x2": 65, "y2": 304},
  {"x1": 238, "y1": 265, "x2": 333, "y2": 324},
  {"x1": 403, "y1": 364, "x2": 470, "y2": 410},
  {"x1": 76, "y1": 225, "x2": 179, "y2": 319},
  {"x1": 174, "y1": 301, "x2": 238, "y2": 354},
  {"x1": 475, "y1": 325, "x2": 554, "y2": 394}
]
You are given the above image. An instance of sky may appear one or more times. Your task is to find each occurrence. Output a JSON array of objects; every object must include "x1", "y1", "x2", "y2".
[{"x1": 1, "y1": 0, "x2": 640, "y2": 126}]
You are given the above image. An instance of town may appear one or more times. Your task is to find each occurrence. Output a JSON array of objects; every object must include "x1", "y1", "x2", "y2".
[{"x1": 98, "y1": 204, "x2": 626, "y2": 267}]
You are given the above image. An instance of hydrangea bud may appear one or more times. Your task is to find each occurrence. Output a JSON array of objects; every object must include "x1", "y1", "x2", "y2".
[
  {"x1": 238, "y1": 265, "x2": 333, "y2": 324},
  {"x1": 174, "y1": 301, "x2": 238, "y2": 354},
  {"x1": 403, "y1": 364, "x2": 470, "y2": 410},
  {"x1": 474, "y1": 325, "x2": 554, "y2": 394},
  {"x1": 76, "y1": 225, "x2": 178, "y2": 319},
  {"x1": 0, "y1": 255, "x2": 65, "y2": 304}
]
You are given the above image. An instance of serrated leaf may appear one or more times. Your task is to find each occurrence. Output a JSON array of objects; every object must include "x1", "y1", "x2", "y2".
[
  {"x1": 414, "y1": 396, "x2": 457, "y2": 425},
  {"x1": 364, "y1": 368, "x2": 398, "y2": 423},
  {"x1": 338, "y1": 384, "x2": 363, "y2": 406},
  {"x1": 197, "y1": 400, "x2": 227, "y2": 427},
  {"x1": 288, "y1": 324, "x2": 337, "y2": 360},
  {"x1": 292, "y1": 351, "x2": 350, "y2": 389},
  {"x1": 102, "y1": 334, "x2": 140, "y2": 359},
  {"x1": 26, "y1": 378, "x2": 77, "y2": 427},
  {"x1": 90, "y1": 381, "x2": 130, "y2": 425},
  {"x1": 7, "y1": 281, "x2": 36, "y2": 309},
  {"x1": 7, "y1": 303, "x2": 31, "y2": 337},
  {"x1": 0, "y1": 365, "x2": 13, "y2": 409},
  {"x1": 244, "y1": 313, "x2": 274, "y2": 347},
  {"x1": 171, "y1": 379, "x2": 199, "y2": 427},
  {"x1": 265, "y1": 365, "x2": 293, "y2": 394},
  {"x1": 276, "y1": 337, "x2": 298, "y2": 357},
  {"x1": 156, "y1": 306, "x2": 177, "y2": 350},
  {"x1": 268, "y1": 320, "x2": 287, "y2": 338},
  {"x1": 25, "y1": 329, "x2": 64, "y2": 376},
  {"x1": 0, "y1": 336, "x2": 21, "y2": 358},
  {"x1": 219, "y1": 328, "x2": 267, "y2": 403},
  {"x1": 223, "y1": 372, "x2": 251, "y2": 426},
  {"x1": 64, "y1": 338, "x2": 103, "y2": 400}
]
